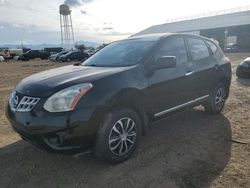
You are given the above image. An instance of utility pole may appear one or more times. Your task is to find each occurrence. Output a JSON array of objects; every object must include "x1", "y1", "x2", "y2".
[{"x1": 224, "y1": 28, "x2": 228, "y2": 51}]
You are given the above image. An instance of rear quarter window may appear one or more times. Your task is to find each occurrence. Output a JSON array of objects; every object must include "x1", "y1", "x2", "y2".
[
  {"x1": 187, "y1": 38, "x2": 210, "y2": 61},
  {"x1": 207, "y1": 40, "x2": 218, "y2": 54}
]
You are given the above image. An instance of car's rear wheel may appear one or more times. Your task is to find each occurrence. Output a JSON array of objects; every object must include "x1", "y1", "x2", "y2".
[
  {"x1": 204, "y1": 83, "x2": 226, "y2": 114},
  {"x1": 94, "y1": 108, "x2": 142, "y2": 164}
]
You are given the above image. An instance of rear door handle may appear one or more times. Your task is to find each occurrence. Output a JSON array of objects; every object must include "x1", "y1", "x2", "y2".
[{"x1": 185, "y1": 71, "x2": 194, "y2": 76}]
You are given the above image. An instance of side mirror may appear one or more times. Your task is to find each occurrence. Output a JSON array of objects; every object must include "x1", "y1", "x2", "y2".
[{"x1": 155, "y1": 56, "x2": 177, "y2": 69}]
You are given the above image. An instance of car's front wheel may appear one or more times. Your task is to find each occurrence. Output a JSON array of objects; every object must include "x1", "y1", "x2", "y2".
[
  {"x1": 94, "y1": 108, "x2": 142, "y2": 164},
  {"x1": 204, "y1": 83, "x2": 227, "y2": 114}
]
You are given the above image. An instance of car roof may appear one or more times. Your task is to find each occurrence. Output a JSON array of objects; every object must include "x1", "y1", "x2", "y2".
[
  {"x1": 126, "y1": 32, "x2": 212, "y2": 42},
  {"x1": 129, "y1": 33, "x2": 173, "y2": 40}
]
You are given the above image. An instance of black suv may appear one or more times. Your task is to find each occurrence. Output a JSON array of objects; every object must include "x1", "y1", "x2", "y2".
[
  {"x1": 6, "y1": 33, "x2": 231, "y2": 163},
  {"x1": 20, "y1": 50, "x2": 47, "y2": 61},
  {"x1": 59, "y1": 50, "x2": 90, "y2": 62}
]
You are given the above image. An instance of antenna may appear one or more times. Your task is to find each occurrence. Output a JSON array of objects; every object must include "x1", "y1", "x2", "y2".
[{"x1": 59, "y1": 4, "x2": 75, "y2": 49}]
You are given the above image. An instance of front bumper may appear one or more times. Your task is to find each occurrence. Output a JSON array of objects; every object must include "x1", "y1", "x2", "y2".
[{"x1": 6, "y1": 103, "x2": 97, "y2": 153}]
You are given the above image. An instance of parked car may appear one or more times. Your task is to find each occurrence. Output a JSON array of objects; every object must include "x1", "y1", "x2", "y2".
[
  {"x1": 59, "y1": 50, "x2": 89, "y2": 62},
  {"x1": 48, "y1": 51, "x2": 69, "y2": 61},
  {"x1": 13, "y1": 56, "x2": 20, "y2": 60},
  {"x1": 20, "y1": 50, "x2": 47, "y2": 61},
  {"x1": 0, "y1": 55, "x2": 4, "y2": 62},
  {"x1": 44, "y1": 47, "x2": 63, "y2": 55},
  {"x1": 23, "y1": 48, "x2": 31, "y2": 53},
  {"x1": 236, "y1": 57, "x2": 250, "y2": 78},
  {"x1": 84, "y1": 49, "x2": 96, "y2": 56},
  {"x1": 6, "y1": 33, "x2": 231, "y2": 163},
  {"x1": 225, "y1": 43, "x2": 238, "y2": 52},
  {"x1": 9, "y1": 49, "x2": 23, "y2": 58}
]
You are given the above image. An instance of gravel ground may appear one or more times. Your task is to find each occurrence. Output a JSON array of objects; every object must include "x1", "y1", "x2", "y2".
[{"x1": 0, "y1": 54, "x2": 249, "y2": 188}]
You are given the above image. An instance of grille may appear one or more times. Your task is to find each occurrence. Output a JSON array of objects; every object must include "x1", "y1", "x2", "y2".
[
  {"x1": 9, "y1": 91, "x2": 40, "y2": 112},
  {"x1": 16, "y1": 96, "x2": 40, "y2": 112}
]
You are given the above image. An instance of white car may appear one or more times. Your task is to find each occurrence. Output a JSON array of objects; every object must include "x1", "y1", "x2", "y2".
[
  {"x1": 13, "y1": 56, "x2": 20, "y2": 60},
  {"x1": 0, "y1": 55, "x2": 5, "y2": 62}
]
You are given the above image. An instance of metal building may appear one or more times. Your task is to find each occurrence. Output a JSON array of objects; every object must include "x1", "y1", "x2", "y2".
[{"x1": 134, "y1": 7, "x2": 250, "y2": 51}]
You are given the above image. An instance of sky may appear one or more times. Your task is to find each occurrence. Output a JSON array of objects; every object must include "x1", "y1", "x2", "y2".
[{"x1": 0, "y1": 0, "x2": 249, "y2": 45}]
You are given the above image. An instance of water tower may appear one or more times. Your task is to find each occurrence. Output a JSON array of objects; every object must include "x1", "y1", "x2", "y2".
[{"x1": 59, "y1": 4, "x2": 75, "y2": 49}]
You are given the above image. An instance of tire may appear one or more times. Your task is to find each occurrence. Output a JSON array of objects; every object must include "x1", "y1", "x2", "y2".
[
  {"x1": 204, "y1": 82, "x2": 227, "y2": 114},
  {"x1": 94, "y1": 108, "x2": 142, "y2": 164}
]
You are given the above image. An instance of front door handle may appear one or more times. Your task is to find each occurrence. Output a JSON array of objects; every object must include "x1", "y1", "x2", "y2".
[{"x1": 185, "y1": 71, "x2": 194, "y2": 76}]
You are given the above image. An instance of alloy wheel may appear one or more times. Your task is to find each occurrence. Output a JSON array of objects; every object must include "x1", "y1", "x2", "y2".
[
  {"x1": 215, "y1": 87, "x2": 226, "y2": 111},
  {"x1": 108, "y1": 117, "x2": 137, "y2": 156}
]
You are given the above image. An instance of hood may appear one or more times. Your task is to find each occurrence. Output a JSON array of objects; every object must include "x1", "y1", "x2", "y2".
[{"x1": 16, "y1": 65, "x2": 134, "y2": 97}]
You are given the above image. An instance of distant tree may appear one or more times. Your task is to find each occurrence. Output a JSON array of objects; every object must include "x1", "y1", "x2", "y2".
[
  {"x1": 75, "y1": 44, "x2": 86, "y2": 51},
  {"x1": 97, "y1": 43, "x2": 109, "y2": 50}
]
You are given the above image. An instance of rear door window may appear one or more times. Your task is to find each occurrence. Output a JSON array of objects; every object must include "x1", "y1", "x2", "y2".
[
  {"x1": 187, "y1": 38, "x2": 210, "y2": 61},
  {"x1": 155, "y1": 37, "x2": 188, "y2": 65}
]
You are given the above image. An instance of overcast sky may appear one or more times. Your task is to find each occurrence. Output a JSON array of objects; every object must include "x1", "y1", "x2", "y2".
[{"x1": 0, "y1": 0, "x2": 249, "y2": 44}]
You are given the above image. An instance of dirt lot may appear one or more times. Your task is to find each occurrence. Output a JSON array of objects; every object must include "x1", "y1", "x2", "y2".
[{"x1": 0, "y1": 54, "x2": 249, "y2": 188}]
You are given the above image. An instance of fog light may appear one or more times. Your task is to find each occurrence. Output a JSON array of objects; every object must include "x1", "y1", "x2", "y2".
[{"x1": 47, "y1": 136, "x2": 61, "y2": 145}]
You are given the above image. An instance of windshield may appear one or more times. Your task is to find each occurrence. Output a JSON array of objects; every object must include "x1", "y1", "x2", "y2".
[{"x1": 83, "y1": 39, "x2": 157, "y2": 67}]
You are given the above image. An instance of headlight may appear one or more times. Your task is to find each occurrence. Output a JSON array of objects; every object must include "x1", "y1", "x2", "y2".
[{"x1": 43, "y1": 83, "x2": 93, "y2": 112}]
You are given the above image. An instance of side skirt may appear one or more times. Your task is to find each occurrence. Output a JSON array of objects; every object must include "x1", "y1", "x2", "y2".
[{"x1": 154, "y1": 95, "x2": 209, "y2": 118}]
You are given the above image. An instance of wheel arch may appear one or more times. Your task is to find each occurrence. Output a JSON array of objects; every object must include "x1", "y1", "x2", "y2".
[
  {"x1": 89, "y1": 88, "x2": 149, "y2": 137},
  {"x1": 107, "y1": 88, "x2": 149, "y2": 135}
]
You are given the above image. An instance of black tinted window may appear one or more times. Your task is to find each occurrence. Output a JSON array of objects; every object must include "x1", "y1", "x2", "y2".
[
  {"x1": 207, "y1": 41, "x2": 218, "y2": 54},
  {"x1": 187, "y1": 38, "x2": 210, "y2": 60},
  {"x1": 155, "y1": 37, "x2": 187, "y2": 64}
]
